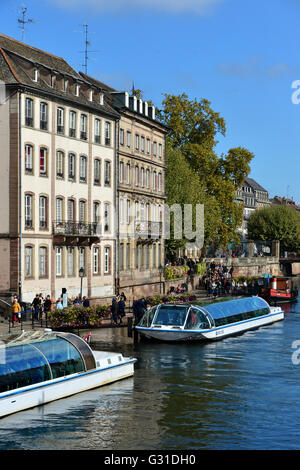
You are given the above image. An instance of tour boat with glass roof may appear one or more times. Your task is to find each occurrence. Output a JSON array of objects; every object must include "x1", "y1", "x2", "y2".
[
  {"x1": 0, "y1": 330, "x2": 136, "y2": 418},
  {"x1": 135, "y1": 296, "x2": 284, "y2": 342}
]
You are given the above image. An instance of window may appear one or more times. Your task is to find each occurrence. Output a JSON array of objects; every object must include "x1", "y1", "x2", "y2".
[
  {"x1": 126, "y1": 131, "x2": 131, "y2": 148},
  {"x1": 135, "y1": 244, "x2": 139, "y2": 269},
  {"x1": 25, "y1": 144, "x2": 33, "y2": 174},
  {"x1": 119, "y1": 161, "x2": 124, "y2": 183},
  {"x1": 135, "y1": 201, "x2": 139, "y2": 222},
  {"x1": 93, "y1": 247, "x2": 99, "y2": 274},
  {"x1": 104, "y1": 247, "x2": 110, "y2": 274},
  {"x1": 93, "y1": 202, "x2": 100, "y2": 224},
  {"x1": 63, "y1": 79, "x2": 68, "y2": 92},
  {"x1": 80, "y1": 114, "x2": 87, "y2": 140},
  {"x1": 141, "y1": 136, "x2": 145, "y2": 153},
  {"x1": 104, "y1": 203, "x2": 110, "y2": 232},
  {"x1": 57, "y1": 107, "x2": 64, "y2": 134},
  {"x1": 135, "y1": 165, "x2": 139, "y2": 186},
  {"x1": 94, "y1": 119, "x2": 101, "y2": 144},
  {"x1": 56, "y1": 151, "x2": 64, "y2": 179},
  {"x1": 135, "y1": 134, "x2": 139, "y2": 151},
  {"x1": 119, "y1": 198, "x2": 124, "y2": 224},
  {"x1": 68, "y1": 153, "x2": 75, "y2": 180},
  {"x1": 153, "y1": 141, "x2": 157, "y2": 156},
  {"x1": 56, "y1": 198, "x2": 63, "y2": 223},
  {"x1": 153, "y1": 170, "x2": 157, "y2": 190},
  {"x1": 40, "y1": 102, "x2": 48, "y2": 130},
  {"x1": 25, "y1": 194, "x2": 33, "y2": 228},
  {"x1": 126, "y1": 199, "x2": 130, "y2": 224},
  {"x1": 33, "y1": 68, "x2": 38, "y2": 82},
  {"x1": 69, "y1": 111, "x2": 76, "y2": 137},
  {"x1": 67, "y1": 247, "x2": 74, "y2": 276},
  {"x1": 67, "y1": 199, "x2": 74, "y2": 222},
  {"x1": 94, "y1": 159, "x2": 101, "y2": 185},
  {"x1": 99, "y1": 93, "x2": 104, "y2": 105},
  {"x1": 50, "y1": 74, "x2": 55, "y2": 88},
  {"x1": 104, "y1": 160, "x2": 111, "y2": 186},
  {"x1": 25, "y1": 98, "x2": 33, "y2": 127},
  {"x1": 141, "y1": 168, "x2": 144, "y2": 187},
  {"x1": 126, "y1": 243, "x2": 130, "y2": 270},
  {"x1": 153, "y1": 244, "x2": 157, "y2": 268},
  {"x1": 25, "y1": 246, "x2": 33, "y2": 277},
  {"x1": 146, "y1": 169, "x2": 150, "y2": 188},
  {"x1": 56, "y1": 247, "x2": 62, "y2": 276},
  {"x1": 105, "y1": 121, "x2": 111, "y2": 146},
  {"x1": 79, "y1": 200, "x2": 86, "y2": 223},
  {"x1": 75, "y1": 84, "x2": 80, "y2": 96},
  {"x1": 89, "y1": 89, "x2": 93, "y2": 101},
  {"x1": 146, "y1": 138, "x2": 150, "y2": 154},
  {"x1": 80, "y1": 156, "x2": 87, "y2": 182},
  {"x1": 120, "y1": 128, "x2": 124, "y2": 146},
  {"x1": 39, "y1": 247, "x2": 47, "y2": 277},
  {"x1": 158, "y1": 172, "x2": 162, "y2": 191},
  {"x1": 39, "y1": 196, "x2": 47, "y2": 229},
  {"x1": 126, "y1": 163, "x2": 130, "y2": 184},
  {"x1": 39, "y1": 148, "x2": 47, "y2": 176},
  {"x1": 158, "y1": 143, "x2": 162, "y2": 158}
]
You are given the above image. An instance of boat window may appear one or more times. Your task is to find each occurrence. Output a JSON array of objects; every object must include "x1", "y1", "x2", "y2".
[
  {"x1": 185, "y1": 308, "x2": 210, "y2": 330},
  {"x1": 138, "y1": 307, "x2": 157, "y2": 327},
  {"x1": 0, "y1": 344, "x2": 51, "y2": 393},
  {"x1": 33, "y1": 338, "x2": 85, "y2": 379},
  {"x1": 153, "y1": 305, "x2": 188, "y2": 327},
  {"x1": 201, "y1": 297, "x2": 271, "y2": 328}
]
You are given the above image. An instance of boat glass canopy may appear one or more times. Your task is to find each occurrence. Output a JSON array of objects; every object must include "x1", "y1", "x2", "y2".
[{"x1": 0, "y1": 331, "x2": 96, "y2": 394}]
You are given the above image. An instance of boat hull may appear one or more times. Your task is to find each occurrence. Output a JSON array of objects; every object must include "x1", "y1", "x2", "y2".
[
  {"x1": 0, "y1": 360, "x2": 135, "y2": 418},
  {"x1": 136, "y1": 310, "x2": 284, "y2": 342}
]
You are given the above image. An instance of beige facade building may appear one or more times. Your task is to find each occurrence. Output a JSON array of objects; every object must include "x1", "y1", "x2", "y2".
[
  {"x1": 80, "y1": 74, "x2": 168, "y2": 299},
  {"x1": 0, "y1": 34, "x2": 119, "y2": 303}
]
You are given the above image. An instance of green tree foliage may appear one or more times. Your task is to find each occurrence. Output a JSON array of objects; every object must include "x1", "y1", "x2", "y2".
[
  {"x1": 161, "y1": 93, "x2": 254, "y2": 250},
  {"x1": 247, "y1": 205, "x2": 300, "y2": 253}
]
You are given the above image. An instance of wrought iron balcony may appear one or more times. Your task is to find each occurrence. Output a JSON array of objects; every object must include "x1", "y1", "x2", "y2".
[
  {"x1": 134, "y1": 220, "x2": 163, "y2": 239},
  {"x1": 53, "y1": 220, "x2": 101, "y2": 237}
]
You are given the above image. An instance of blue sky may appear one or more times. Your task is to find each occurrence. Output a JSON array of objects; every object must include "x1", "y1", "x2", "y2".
[{"x1": 1, "y1": 0, "x2": 300, "y2": 202}]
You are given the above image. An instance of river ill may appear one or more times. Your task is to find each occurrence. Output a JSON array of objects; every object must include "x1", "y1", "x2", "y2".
[{"x1": 0, "y1": 296, "x2": 300, "y2": 450}]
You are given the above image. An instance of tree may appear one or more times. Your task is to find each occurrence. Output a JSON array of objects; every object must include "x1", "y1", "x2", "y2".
[
  {"x1": 160, "y1": 93, "x2": 254, "y2": 249},
  {"x1": 247, "y1": 205, "x2": 300, "y2": 253}
]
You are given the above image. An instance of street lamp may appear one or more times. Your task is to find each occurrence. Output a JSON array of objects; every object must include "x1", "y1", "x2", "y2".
[
  {"x1": 79, "y1": 267, "x2": 85, "y2": 300},
  {"x1": 158, "y1": 264, "x2": 164, "y2": 294}
]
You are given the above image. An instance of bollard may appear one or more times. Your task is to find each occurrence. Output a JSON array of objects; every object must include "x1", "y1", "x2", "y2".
[{"x1": 127, "y1": 317, "x2": 133, "y2": 338}]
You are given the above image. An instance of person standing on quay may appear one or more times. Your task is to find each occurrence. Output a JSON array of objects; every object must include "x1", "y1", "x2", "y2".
[{"x1": 11, "y1": 298, "x2": 21, "y2": 324}]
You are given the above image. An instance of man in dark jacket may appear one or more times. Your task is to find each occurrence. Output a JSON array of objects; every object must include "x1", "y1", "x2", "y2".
[{"x1": 111, "y1": 297, "x2": 119, "y2": 325}]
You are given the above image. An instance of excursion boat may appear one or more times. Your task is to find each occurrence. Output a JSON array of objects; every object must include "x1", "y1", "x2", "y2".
[
  {"x1": 259, "y1": 276, "x2": 298, "y2": 304},
  {"x1": 0, "y1": 329, "x2": 136, "y2": 418},
  {"x1": 135, "y1": 296, "x2": 284, "y2": 342}
]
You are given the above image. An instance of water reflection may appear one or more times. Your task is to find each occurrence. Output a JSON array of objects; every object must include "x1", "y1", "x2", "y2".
[{"x1": 0, "y1": 296, "x2": 300, "y2": 449}]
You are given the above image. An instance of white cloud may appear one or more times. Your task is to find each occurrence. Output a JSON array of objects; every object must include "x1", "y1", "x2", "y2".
[
  {"x1": 217, "y1": 57, "x2": 299, "y2": 80},
  {"x1": 48, "y1": 0, "x2": 224, "y2": 14}
]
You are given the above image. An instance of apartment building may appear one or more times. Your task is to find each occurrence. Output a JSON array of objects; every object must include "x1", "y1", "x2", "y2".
[
  {"x1": 0, "y1": 34, "x2": 119, "y2": 303},
  {"x1": 80, "y1": 74, "x2": 168, "y2": 298}
]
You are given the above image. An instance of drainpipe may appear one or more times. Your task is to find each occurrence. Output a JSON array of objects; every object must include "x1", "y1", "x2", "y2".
[{"x1": 18, "y1": 90, "x2": 23, "y2": 302}]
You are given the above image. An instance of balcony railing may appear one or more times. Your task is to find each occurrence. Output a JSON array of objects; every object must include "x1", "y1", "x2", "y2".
[
  {"x1": 134, "y1": 221, "x2": 163, "y2": 239},
  {"x1": 53, "y1": 221, "x2": 101, "y2": 237}
]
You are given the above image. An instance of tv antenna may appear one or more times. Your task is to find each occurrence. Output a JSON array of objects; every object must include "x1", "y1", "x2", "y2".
[
  {"x1": 17, "y1": 5, "x2": 36, "y2": 42},
  {"x1": 78, "y1": 23, "x2": 98, "y2": 74}
]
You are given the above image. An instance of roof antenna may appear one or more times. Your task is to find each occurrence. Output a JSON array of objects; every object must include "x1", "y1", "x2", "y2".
[
  {"x1": 79, "y1": 23, "x2": 97, "y2": 75},
  {"x1": 17, "y1": 5, "x2": 36, "y2": 42}
]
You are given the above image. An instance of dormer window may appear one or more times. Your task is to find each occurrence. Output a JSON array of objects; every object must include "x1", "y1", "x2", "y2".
[
  {"x1": 50, "y1": 74, "x2": 55, "y2": 88},
  {"x1": 89, "y1": 89, "x2": 93, "y2": 101},
  {"x1": 99, "y1": 93, "x2": 104, "y2": 105},
  {"x1": 33, "y1": 68, "x2": 38, "y2": 82},
  {"x1": 76, "y1": 84, "x2": 80, "y2": 97},
  {"x1": 63, "y1": 79, "x2": 68, "y2": 92}
]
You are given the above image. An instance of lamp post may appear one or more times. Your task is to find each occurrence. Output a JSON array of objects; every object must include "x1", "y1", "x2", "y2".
[
  {"x1": 79, "y1": 267, "x2": 85, "y2": 300},
  {"x1": 158, "y1": 264, "x2": 164, "y2": 294}
]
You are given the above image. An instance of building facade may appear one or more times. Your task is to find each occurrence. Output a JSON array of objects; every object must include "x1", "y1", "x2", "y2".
[
  {"x1": 236, "y1": 177, "x2": 270, "y2": 241},
  {"x1": 0, "y1": 34, "x2": 119, "y2": 303}
]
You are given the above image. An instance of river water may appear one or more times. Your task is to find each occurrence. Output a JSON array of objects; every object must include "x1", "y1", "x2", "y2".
[{"x1": 0, "y1": 296, "x2": 300, "y2": 450}]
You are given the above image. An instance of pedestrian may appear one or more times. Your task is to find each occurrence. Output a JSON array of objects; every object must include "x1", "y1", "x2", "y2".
[
  {"x1": 11, "y1": 298, "x2": 21, "y2": 325},
  {"x1": 111, "y1": 296, "x2": 119, "y2": 325},
  {"x1": 82, "y1": 296, "x2": 90, "y2": 308},
  {"x1": 73, "y1": 295, "x2": 82, "y2": 306},
  {"x1": 32, "y1": 294, "x2": 40, "y2": 321},
  {"x1": 56, "y1": 298, "x2": 63, "y2": 310},
  {"x1": 118, "y1": 296, "x2": 125, "y2": 324}
]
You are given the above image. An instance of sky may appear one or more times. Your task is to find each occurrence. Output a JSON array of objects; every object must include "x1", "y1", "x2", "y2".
[{"x1": 1, "y1": 0, "x2": 300, "y2": 203}]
